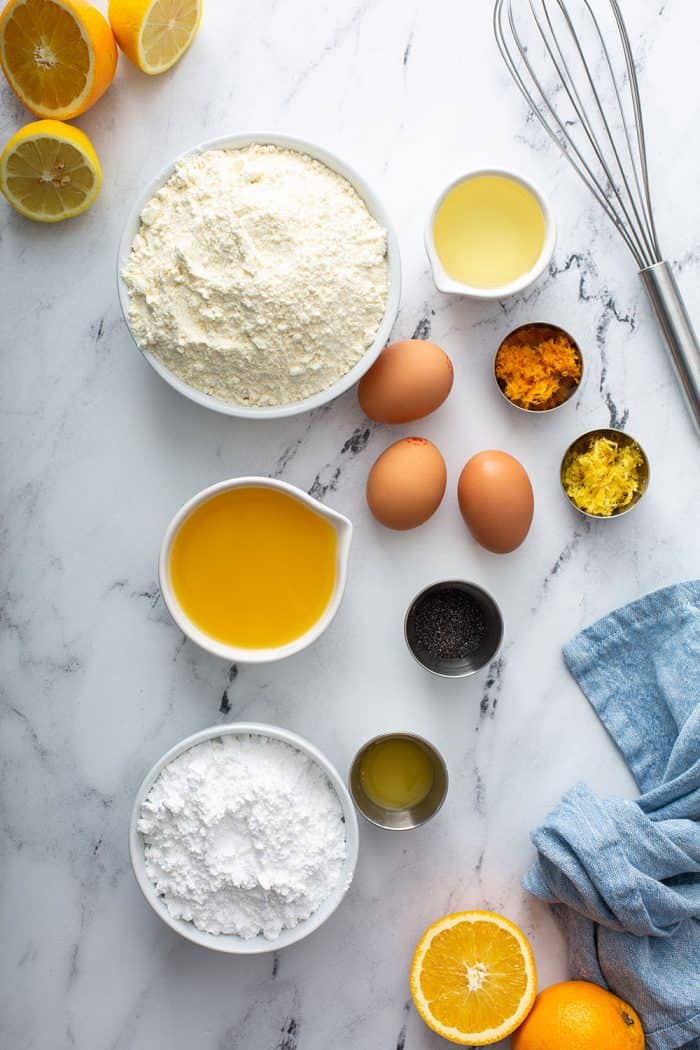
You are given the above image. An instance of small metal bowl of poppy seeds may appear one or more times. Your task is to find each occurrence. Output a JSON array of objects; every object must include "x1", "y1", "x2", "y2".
[
  {"x1": 494, "y1": 321, "x2": 584, "y2": 413},
  {"x1": 404, "y1": 581, "x2": 504, "y2": 678}
]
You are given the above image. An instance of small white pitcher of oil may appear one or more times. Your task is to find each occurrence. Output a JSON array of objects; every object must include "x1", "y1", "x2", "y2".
[{"x1": 425, "y1": 167, "x2": 556, "y2": 300}]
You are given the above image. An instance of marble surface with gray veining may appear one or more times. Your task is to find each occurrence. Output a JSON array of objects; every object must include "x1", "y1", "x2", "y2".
[{"x1": 2, "y1": 1, "x2": 700, "y2": 1047}]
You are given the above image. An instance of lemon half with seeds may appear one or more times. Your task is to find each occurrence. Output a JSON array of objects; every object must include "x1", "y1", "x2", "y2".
[
  {"x1": 109, "y1": 0, "x2": 202, "y2": 75},
  {"x1": 410, "y1": 910, "x2": 537, "y2": 1045},
  {"x1": 0, "y1": 120, "x2": 102, "y2": 221}
]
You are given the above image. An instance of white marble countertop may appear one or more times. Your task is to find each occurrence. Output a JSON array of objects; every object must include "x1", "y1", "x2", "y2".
[{"x1": 2, "y1": 1, "x2": 700, "y2": 1047}]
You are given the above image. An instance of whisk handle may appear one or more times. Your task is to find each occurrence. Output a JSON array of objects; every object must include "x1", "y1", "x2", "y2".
[{"x1": 639, "y1": 261, "x2": 700, "y2": 436}]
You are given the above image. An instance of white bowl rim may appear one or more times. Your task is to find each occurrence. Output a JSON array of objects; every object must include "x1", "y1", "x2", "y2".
[
  {"x1": 159, "y1": 476, "x2": 353, "y2": 664},
  {"x1": 117, "y1": 131, "x2": 402, "y2": 418},
  {"x1": 424, "y1": 166, "x2": 557, "y2": 300},
  {"x1": 129, "y1": 721, "x2": 360, "y2": 954}
]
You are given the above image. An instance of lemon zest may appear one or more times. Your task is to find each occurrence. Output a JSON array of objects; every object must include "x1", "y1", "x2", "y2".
[{"x1": 563, "y1": 436, "x2": 644, "y2": 516}]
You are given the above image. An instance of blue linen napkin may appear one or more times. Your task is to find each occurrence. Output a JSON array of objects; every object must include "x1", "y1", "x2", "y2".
[{"x1": 524, "y1": 580, "x2": 700, "y2": 1050}]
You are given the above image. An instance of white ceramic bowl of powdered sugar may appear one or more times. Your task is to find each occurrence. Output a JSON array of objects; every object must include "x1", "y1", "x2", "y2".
[
  {"x1": 130, "y1": 723, "x2": 359, "y2": 953},
  {"x1": 117, "y1": 132, "x2": 401, "y2": 418}
]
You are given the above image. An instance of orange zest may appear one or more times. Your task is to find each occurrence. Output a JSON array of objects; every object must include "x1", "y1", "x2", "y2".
[{"x1": 496, "y1": 323, "x2": 582, "y2": 410}]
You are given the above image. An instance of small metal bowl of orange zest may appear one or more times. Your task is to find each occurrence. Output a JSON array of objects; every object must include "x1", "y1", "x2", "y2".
[{"x1": 495, "y1": 321, "x2": 584, "y2": 413}]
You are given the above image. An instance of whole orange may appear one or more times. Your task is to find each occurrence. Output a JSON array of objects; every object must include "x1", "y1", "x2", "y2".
[{"x1": 512, "y1": 980, "x2": 644, "y2": 1050}]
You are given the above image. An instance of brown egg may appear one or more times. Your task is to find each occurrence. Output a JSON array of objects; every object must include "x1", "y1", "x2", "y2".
[
  {"x1": 358, "y1": 339, "x2": 454, "y2": 423},
  {"x1": 458, "y1": 450, "x2": 534, "y2": 553},
  {"x1": 367, "y1": 437, "x2": 447, "y2": 530}
]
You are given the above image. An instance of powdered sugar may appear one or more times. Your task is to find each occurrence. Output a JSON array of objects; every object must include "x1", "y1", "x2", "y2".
[{"x1": 138, "y1": 734, "x2": 347, "y2": 940}]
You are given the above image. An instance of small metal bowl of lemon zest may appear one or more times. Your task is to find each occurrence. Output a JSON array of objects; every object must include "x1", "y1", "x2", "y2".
[{"x1": 561, "y1": 428, "x2": 650, "y2": 518}]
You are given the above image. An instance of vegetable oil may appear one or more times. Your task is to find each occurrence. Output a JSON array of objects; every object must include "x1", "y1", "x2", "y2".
[{"x1": 432, "y1": 174, "x2": 545, "y2": 288}]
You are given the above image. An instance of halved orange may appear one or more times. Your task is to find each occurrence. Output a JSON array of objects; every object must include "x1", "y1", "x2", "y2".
[
  {"x1": 0, "y1": 119, "x2": 102, "y2": 221},
  {"x1": 108, "y1": 0, "x2": 201, "y2": 75},
  {"x1": 410, "y1": 910, "x2": 537, "y2": 1046},
  {"x1": 0, "y1": 0, "x2": 117, "y2": 120}
]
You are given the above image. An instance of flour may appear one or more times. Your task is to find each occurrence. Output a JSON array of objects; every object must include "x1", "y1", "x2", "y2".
[
  {"x1": 138, "y1": 734, "x2": 347, "y2": 939},
  {"x1": 122, "y1": 145, "x2": 390, "y2": 406}
]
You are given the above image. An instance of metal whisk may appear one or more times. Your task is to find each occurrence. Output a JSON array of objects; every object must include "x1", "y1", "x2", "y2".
[{"x1": 494, "y1": 0, "x2": 700, "y2": 435}]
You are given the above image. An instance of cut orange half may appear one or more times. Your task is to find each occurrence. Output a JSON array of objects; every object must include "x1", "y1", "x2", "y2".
[
  {"x1": 410, "y1": 910, "x2": 537, "y2": 1046},
  {"x1": 108, "y1": 0, "x2": 201, "y2": 74},
  {"x1": 0, "y1": 120, "x2": 102, "y2": 221},
  {"x1": 0, "y1": 0, "x2": 117, "y2": 120}
]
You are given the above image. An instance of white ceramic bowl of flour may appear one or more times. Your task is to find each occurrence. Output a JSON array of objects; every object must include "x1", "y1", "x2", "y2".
[
  {"x1": 130, "y1": 723, "x2": 360, "y2": 954},
  {"x1": 117, "y1": 132, "x2": 401, "y2": 419}
]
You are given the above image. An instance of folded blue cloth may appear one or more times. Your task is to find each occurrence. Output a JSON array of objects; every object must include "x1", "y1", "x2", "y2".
[{"x1": 525, "y1": 580, "x2": 700, "y2": 1050}]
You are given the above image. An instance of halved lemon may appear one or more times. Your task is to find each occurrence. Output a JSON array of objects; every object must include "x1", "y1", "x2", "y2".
[
  {"x1": 108, "y1": 0, "x2": 201, "y2": 75},
  {"x1": 0, "y1": 120, "x2": 102, "y2": 221},
  {"x1": 0, "y1": 0, "x2": 117, "y2": 120},
  {"x1": 410, "y1": 910, "x2": 537, "y2": 1046}
]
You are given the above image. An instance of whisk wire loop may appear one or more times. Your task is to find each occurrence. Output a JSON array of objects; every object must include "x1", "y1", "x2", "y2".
[
  {"x1": 607, "y1": 0, "x2": 660, "y2": 255},
  {"x1": 494, "y1": 0, "x2": 661, "y2": 268},
  {"x1": 531, "y1": 0, "x2": 654, "y2": 266},
  {"x1": 495, "y1": 0, "x2": 642, "y2": 262},
  {"x1": 563, "y1": 0, "x2": 658, "y2": 265}
]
